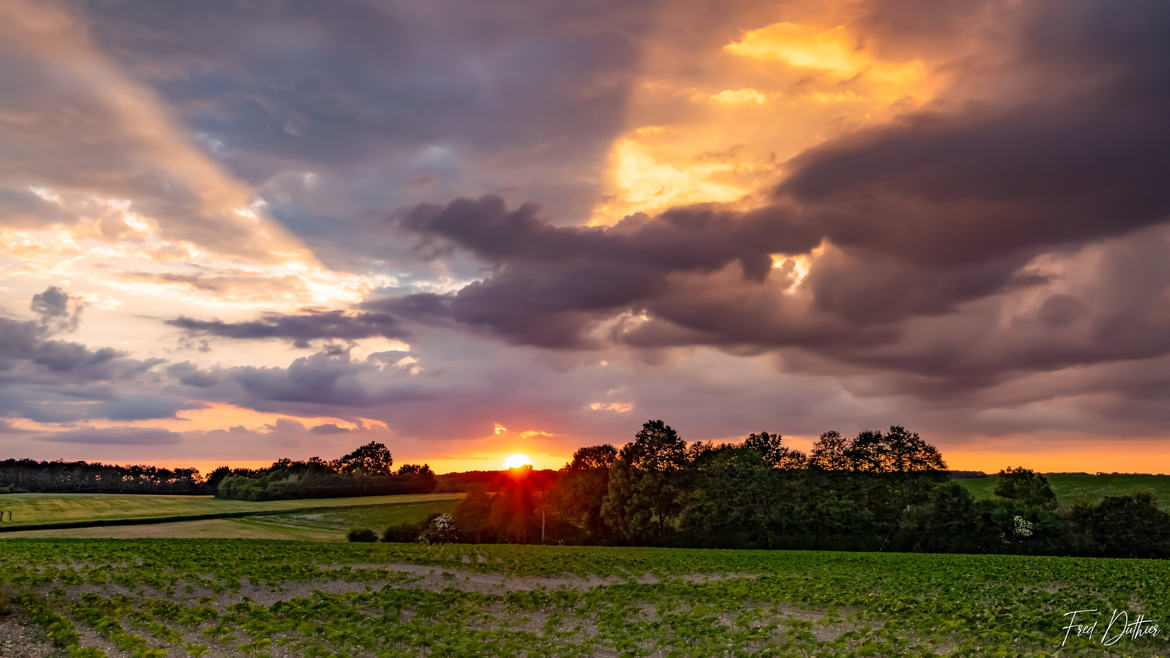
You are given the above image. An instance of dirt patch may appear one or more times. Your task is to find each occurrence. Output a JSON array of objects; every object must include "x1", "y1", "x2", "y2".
[
  {"x1": 328, "y1": 562, "x2": 760, "y2": 594},
  {"x1": 0, "y1": 614, "x2": 57, "y2": 658}
]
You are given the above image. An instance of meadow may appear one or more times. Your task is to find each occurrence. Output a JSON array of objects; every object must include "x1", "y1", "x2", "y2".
[
  {"x1": 957, "y1": 473, "x2": 1170, "y2": 508},
  {"x1": 0, "y1": 498, "x2": 461, "y2": 542},
  {"x1": 0, "y1": 493, "x2": 462, "y2": 531},
  {"x1": 1, "y1": 539, "x2": 1167, "y2": 656}
]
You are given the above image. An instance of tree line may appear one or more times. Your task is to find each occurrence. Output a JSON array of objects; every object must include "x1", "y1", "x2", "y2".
[
  {"x1": 358, "y1": 420, "x2": 1170, "y2": 558},
  {"x1": 0, "y1": 443, "x2": 436, "y2": 499},
  {"x1": 212, "y1": 442, "x2": 437, "y2": 500},
  {"x1": 0, "y1": 459, "x2": 203, "y2": 494}
]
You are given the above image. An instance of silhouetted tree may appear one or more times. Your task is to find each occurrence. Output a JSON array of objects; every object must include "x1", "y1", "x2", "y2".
[
  {"x1": 337, "y1": 442, "x2": 394, "y2": 476},
  {"x1": 1069, "y1": 492, "x2": 1170, "y2": 557},
  {"x1": 681, "y1": 443, "x2": 775, "y2": 547},
  {"x1": 897, "y1": 482, "x2": 981, "y2": 553},
  {"x1": 808, "y1": 431, "x2": 851, "y2": 470},
  {"x1": 743, "y1": 432, "x2": 807, "y2": 470},
  {"x1": 602, "y1": 420, "x2": 689, "y2": 543},
  {"x1": 206, "y1": 466, "x2": 232, "y2": 493},
  {"x1": 551, "y1": 444, "x2": 617, "y2": 541},
  {"x1": 994, "y1": 467, "x2": 1057, "y2": 509}
]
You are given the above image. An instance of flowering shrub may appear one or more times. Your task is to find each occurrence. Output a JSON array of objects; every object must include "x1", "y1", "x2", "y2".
[
  {"x1": 418, "y1": 513, "x2": 461, "y2": 544},
  {"x1": 1012, "y1": 515, "x2": 1034, "y2": 538}
]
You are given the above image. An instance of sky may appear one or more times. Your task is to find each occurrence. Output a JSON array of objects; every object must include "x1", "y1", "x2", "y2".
[{"x1": 2, "y1": 0, "x2": 1169, "y2": 474}]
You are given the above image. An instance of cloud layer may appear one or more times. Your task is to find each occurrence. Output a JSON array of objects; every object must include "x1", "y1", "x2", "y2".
[{"x1": 2, "y1": 0, "x2": 1169, "y2": 471}]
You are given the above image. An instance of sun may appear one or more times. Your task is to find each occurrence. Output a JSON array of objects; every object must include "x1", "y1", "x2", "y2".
[{"x1": 504, "y1": 454, "x2": 532, "y2": 469}]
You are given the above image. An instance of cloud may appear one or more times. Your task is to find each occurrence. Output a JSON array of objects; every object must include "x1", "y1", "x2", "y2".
[
  {"x1": 168, "y1": 309, "x2": 406, "y2": 348},
  {"x1": 310, "y1": 423, "x2": 352, "y2": 435},
  {"x1": 366, "y1": 0, "x2": 1170, "y2": 438},
  {"x1": 0, "y1": 0, "x2": 306, "y2": 261},
  {"x1": 2, "y1": 0, "x2": 1170, "y2": 465},
  {"x1": 30, "y1": 285, "x2": 83, "y2": 333},
  {"x1": 37, "y1": 427, "x2": 182, "y2": 446}
]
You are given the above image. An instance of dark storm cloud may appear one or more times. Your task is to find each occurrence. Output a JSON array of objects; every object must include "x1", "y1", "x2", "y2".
[
  {"x1": 779, "y1": 94, "x2": 1170, "y2": 266},
  {"x1": 398, "y1": 195, "x2": 817, "y2": 278},
  {"x1": 168, "y1": 310, "x2": 406, "y2": 348},
  {"x1": 385, "y1": 195, "x2": 821, "y2": 346},
  {"x1": 385, "y1": 0, "x2": 1170, "y2": 393},
  {"x1": 37, "y1": 427, "x2": 181, "y2": 446}
]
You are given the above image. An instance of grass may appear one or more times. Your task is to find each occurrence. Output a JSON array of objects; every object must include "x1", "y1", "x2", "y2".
[
  {"x1": 1, "y1": 539, "x2": 1168, "y2": 655},
  {"x1": 243, "y1": 498, "x2": 459, "y2": 533},
  {"x1": 0, "y1": 492, "x2": 462, "y2": 530},
  {"x1": 957, "y1": 473, "x2": 1170, "y2": 508},
  {"x1": 0, "y1": 498, "x2": 466, "y2": 540},
  {"x1": 0, "y1": 518, "x2": 341, "y2": 541}
]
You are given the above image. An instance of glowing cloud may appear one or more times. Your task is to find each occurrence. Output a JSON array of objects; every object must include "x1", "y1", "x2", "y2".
[
  {"x1": 589, "y1": 401, "x2": 634, "y2": 414},
  {"x1": 724, "y1": 22, "x2": 933, "y2": 101}
]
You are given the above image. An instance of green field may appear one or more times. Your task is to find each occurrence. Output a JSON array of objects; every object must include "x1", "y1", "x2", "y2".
[
  {"x1": 0, "y1": 498, "x2": 460, "y2": 541},
  {"x1": 957, "y1": 473, "x2": 1170, "y2": 508},
  {"x1": 0, "y1": 492, "x2": 462, "y2": 530},
  {"x1": 0, "y1": 539, "x2": 1166, "y2": 656}
]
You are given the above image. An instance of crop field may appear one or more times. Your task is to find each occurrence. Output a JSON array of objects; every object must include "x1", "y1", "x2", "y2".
[
  {"x1": 0, "y1": 493, "x2": 462, "y2": 531},
  {"x1": 957, "y1": 473, "x2": 1170, "y2": 508},
  {"x1": 0, "y1": 499, "x2": 461, "y2": 541},
  {"x1": 1, "y1": 540, "x2": 1167, "y2": 656}
]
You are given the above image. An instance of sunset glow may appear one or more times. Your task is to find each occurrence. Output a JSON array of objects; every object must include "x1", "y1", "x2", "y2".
[
  {"x1": 504, "y1": 454, "x2": 532, "y2": 470},
  {"x1": 1, "y1": 0, "x2": 1168, "y2": 476}
]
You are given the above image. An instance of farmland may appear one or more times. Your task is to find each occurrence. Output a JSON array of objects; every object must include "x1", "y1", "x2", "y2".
[
  {"x1": 1, "y1": 539, "x2": 1167, "y2": 656},
  {"x1": 0, "y1": 493, "x2": 462, "y2": 531},
  {"x1": 957, "y1": 473, "x2": 1170, "y2": 508},
  {"x1": 0, "y1": 498, "x2": 460, "y2": 541}
]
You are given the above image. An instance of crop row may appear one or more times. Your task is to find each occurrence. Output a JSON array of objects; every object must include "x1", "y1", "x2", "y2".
[{"x1": 1, "y1": 540, "x2": 1167, "y2": 656}]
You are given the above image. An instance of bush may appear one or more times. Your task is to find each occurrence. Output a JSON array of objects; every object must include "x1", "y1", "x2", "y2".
[
  {"x1": 346, "y1": 527, "x2": 378, "y2": 542},
  {"x1": 381, "y1": 521, "x2": 426, "y2": 543},
  {"x1": 994, "y1": 467, "x2": 1057, "y2": 509},
  {"x1": 418, "y1": 513, "x2": 462, "y2": 544},
  {"x1": 1070, "y1": 492, "x2": 1170, "y2": 557},
  {"x1": 0, "y1": 589, "x2": 9, "y2": 616}
]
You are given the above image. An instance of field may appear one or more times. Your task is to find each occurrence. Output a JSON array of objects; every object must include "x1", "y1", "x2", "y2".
[
  {"x1": 0, "y1": 493, "x2": 462, "y2": 531},
  {"x1": 0, "y1": 498, "x2": 461, "y2": 541},
  {"x1": 0, "y1": 540, "x2": 1167, "y2": 656},
  {"x1": 957, "y1": 473, "x2": 1170, "y2": 508}
]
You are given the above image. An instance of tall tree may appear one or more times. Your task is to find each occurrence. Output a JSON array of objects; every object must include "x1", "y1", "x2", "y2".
[
  {"x1": 551, "y1": 444, "x2": 617, "y2": 541},
  {"x1": 808, "y1": 431, "x2": 851, "y2": 471},
  {"x1": 994, "y1": 467, "x2": 1057, "y2": 509},
  {"x1": 681, "y1": 443, "x2": 775, "y2": 547},
  {"x1": 602, "y1": 420, "x2": 689, "y2": 542},
  {"x1": 337, "y1": 442, "x2": 394, "y2": 476},
  {"x1": 881, "y1": 426, "x2": 947, "y2": 473},
  {"x1": 743, "y1": 432, "x2": 807, "y2": 470}
]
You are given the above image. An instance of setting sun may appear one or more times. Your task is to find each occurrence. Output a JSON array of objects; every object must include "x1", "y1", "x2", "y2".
[{"x1": 504, "y1": 454, "x2": 532, "y2": 469}]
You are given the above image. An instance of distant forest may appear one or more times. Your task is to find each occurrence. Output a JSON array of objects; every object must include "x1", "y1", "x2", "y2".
[
  {"x1": 0, "y1": 460, "x2": 204, "y2": 494},
  {"x1": 0, "y1": 442, "x2": 439, "y2": 498},
  {"x1": 5, "y1": 422, "x2": 1168, "y2": 558},
  {"x1": 377, "y1": 421, "x2": 1170, "y2": 559}
]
